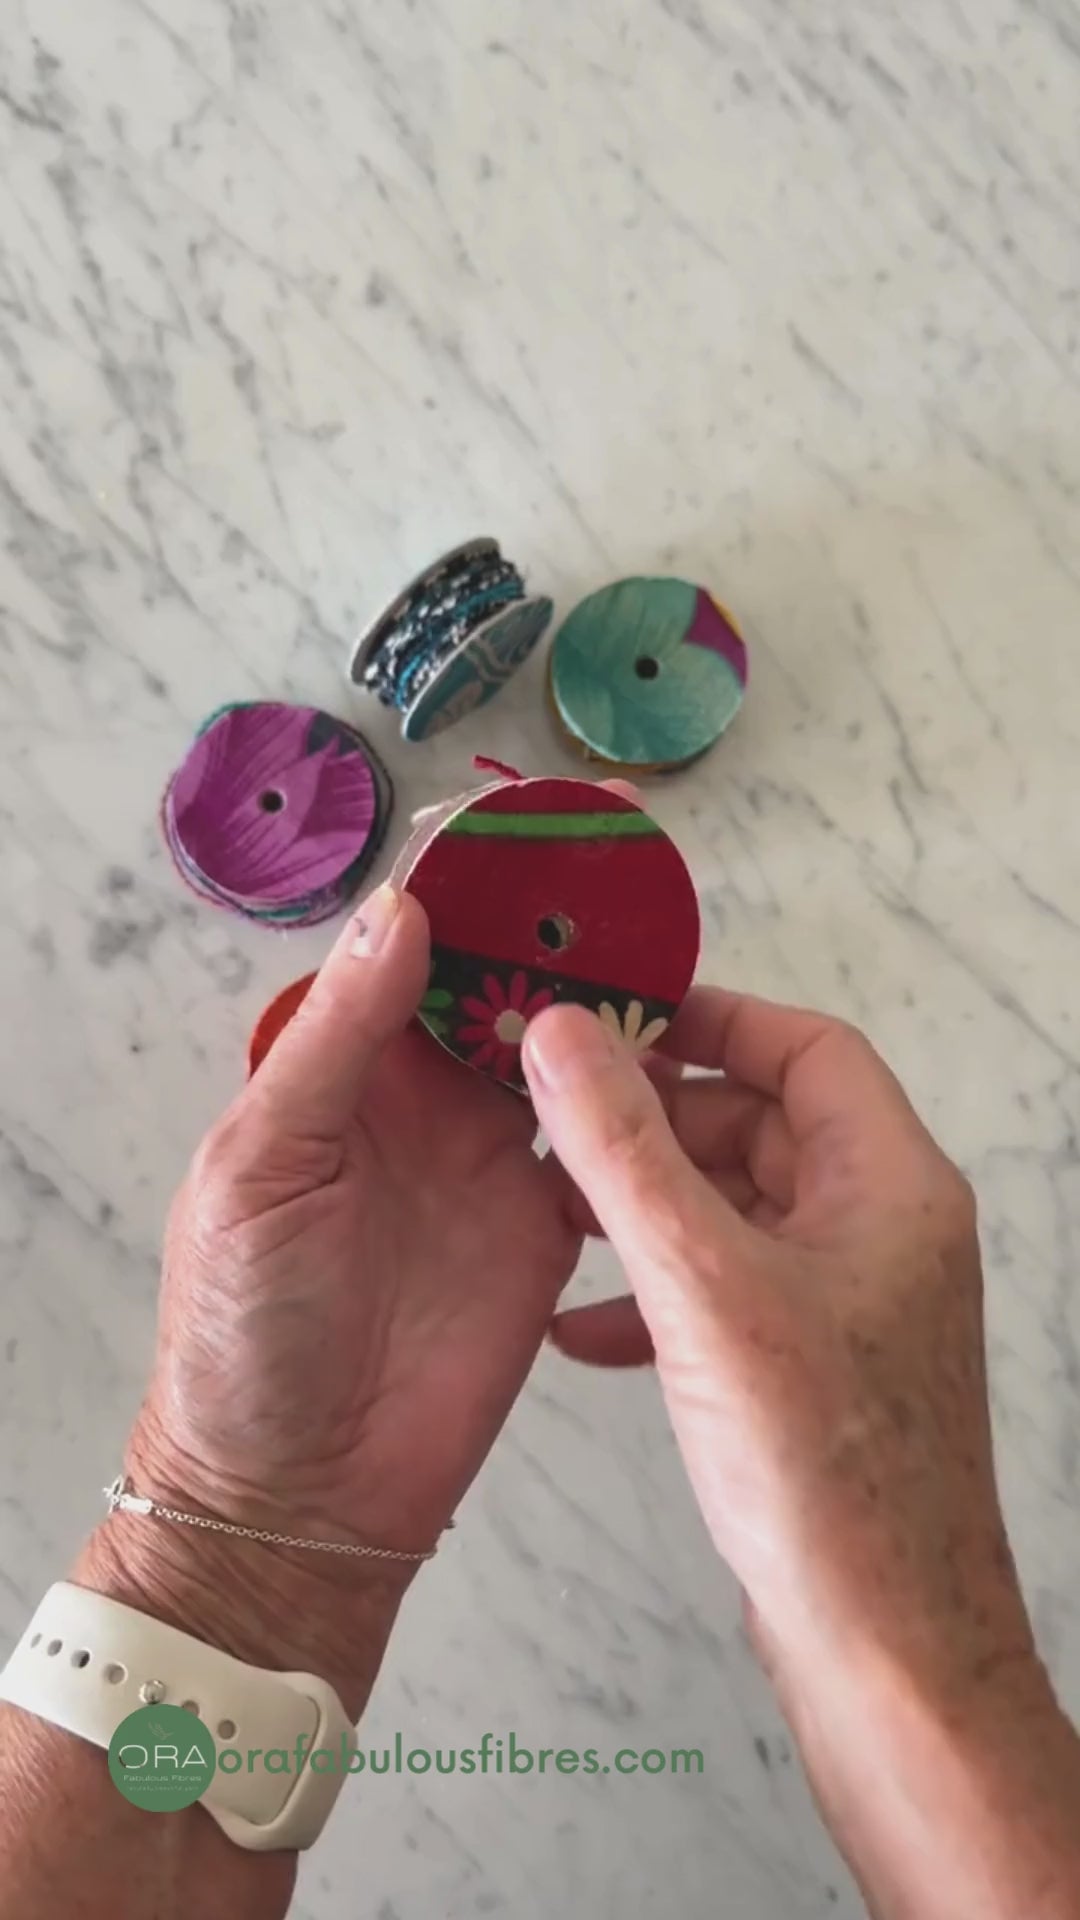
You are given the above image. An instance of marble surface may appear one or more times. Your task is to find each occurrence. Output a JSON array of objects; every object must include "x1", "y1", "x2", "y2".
[{"x1": 1, "y1": 1, "x2": 1079, "y2": 1912}]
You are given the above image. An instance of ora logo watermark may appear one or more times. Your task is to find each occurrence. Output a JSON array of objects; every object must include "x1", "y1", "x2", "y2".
[{"x1": 108, "y1": 1704, "x2": 216, "y2": 1811}]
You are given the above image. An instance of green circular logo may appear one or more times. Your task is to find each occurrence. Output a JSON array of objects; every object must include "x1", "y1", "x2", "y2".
[{"x1": 108, "y1": 1704, "x2": 217, "y2": 1812}]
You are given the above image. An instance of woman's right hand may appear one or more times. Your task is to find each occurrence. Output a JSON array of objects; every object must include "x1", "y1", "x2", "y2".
[{"x1": 523, "y1": 991, "x2": 1080, "y2": 1920}]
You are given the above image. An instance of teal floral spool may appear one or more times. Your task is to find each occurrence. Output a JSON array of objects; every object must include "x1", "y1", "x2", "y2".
[{"x1": 550, "y1": 576, "x2": 748, "y2": 771}]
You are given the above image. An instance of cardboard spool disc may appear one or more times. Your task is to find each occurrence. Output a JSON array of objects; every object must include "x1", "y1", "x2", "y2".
[
  {"x1": 163, "y1": 702, "x2": 391, "y2": 929},
  {"x1": 245, "y1": 777, "x2": 700, "y2": 1094},
  {"x1": 549, "y1": 576, "x2": 748, "y2": 772},
  {"x1": 403, "y1": 775, "x2": 700, "y2": 1092}
]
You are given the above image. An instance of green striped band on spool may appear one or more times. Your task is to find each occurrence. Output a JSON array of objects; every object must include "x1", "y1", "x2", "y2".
[{"x1": 443, "y1": 809, "x2": 662, "y2": 840}]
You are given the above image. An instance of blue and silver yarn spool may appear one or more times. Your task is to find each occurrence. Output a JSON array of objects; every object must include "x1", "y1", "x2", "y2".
[{"x1": 349, "y1": 538, "x2": 553, "y2": 742}]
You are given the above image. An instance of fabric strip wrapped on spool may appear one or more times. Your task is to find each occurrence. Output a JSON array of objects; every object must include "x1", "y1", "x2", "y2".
[{"x1": 349, "y1": 539, "x2": 553, "y2": 742}]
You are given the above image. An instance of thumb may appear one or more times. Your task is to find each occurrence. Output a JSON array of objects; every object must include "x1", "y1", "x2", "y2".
[
  {"x1": 247, "y1": 883, "x2": 430, "y2": 1141},
  {"x1": 523, "y1": 1005, "x2": 742, "y2": 1322}
]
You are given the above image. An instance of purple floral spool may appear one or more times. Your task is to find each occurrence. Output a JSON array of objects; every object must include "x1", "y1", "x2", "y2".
[{"x1": 163, "y1": 702, "x2": 392, "y2": 927}]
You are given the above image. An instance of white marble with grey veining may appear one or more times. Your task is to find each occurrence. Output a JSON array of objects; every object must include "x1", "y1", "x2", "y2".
[{"x1": 2, "y1": 2, "x2": 1080, "y2": 1913}]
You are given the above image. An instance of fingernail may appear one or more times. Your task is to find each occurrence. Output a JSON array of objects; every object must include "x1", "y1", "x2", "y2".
[
  {"x1": 523, "y1": 1004, "x2": 619, "y2": 1094},
  {"x1": 350, "y1": 884, "x2": 399, "y2": 958}
]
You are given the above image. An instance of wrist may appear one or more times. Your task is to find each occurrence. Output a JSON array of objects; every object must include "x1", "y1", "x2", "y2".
[
  {"x1": 75, "y1": 1426, "x2": 417, "y2": 1722},
  {"x1": 774, "y1": 1624, "x2": 1080, "y2": 1920}
]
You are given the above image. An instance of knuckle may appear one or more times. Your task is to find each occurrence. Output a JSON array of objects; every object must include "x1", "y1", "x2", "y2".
[
  {"x1": 905, "y1": 1158, "x2": 979, "y2": 1272},
  {"x1": 593, "y1": 1095, "x2": 706, "y2": 1253},
  {"x1": 595, "y1": 1097, "x2": 661, "y2": 1187},
  {"x1": 182, "y1": 1162, "x2": 256, "y2": 1266},
  {"x1": 275, "y1": 992, "x2": 330, "y2": 1052},
  {"x1": 189, "y1": 1107, "x2": 247, "y2": 1189},
  {"x1": 184, "y1": 1102, "x2": 271, "y2": 1242},
  {"x1": 828, "y1": 1014, "x2": 863, "y2": 1045},
  {"x1": 815, "y1": 1014, "x2": 891, "y2": 1088},
  {"x1": 187, "y1": 1128, "x2": 227, "y2": 1196},
  {"x1": 938, "y1": 1164, "x2": 978, "y2": 1240},
  {"x1": 829, "y1": 1018, "x2": 880, "y2": 1065},
  {"x1": 602, "y1": 1102, "x2": 653, "y2": 1170}
]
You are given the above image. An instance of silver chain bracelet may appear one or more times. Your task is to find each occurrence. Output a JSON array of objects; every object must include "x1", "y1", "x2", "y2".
[{"x1": 103, "y1": 1475, "x2": 443, "y2": 1564}]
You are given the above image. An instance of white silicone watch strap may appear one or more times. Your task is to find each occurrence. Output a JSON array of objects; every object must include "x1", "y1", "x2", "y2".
[{"x1": 0, "y1": 1583, "x2": 356, "y2": 1850}]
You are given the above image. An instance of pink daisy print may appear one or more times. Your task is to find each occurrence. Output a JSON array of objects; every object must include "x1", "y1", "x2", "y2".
[{"x1": 458, "y1": 971, "x2": 555, "y2": 1082}]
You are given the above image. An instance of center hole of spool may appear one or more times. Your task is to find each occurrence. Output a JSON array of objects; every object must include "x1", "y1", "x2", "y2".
[
  {"x1": 259, "y1": 789, "x2": 286, "y2": 814},
  {"x1": 635, "y1": 655, "x2": 660, "y2": 680},
  {"x1": 537, "y1": 912, "x2": 577, "y2": 954}
]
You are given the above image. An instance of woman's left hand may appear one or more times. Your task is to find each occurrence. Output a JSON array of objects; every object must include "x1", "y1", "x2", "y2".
[{"x1": 84, "y1": 884, "x2": 582, "y2": 1712}]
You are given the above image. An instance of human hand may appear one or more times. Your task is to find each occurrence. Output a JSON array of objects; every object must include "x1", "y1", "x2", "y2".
[
  {"x1": 84, "y1": 886, "x2": 581, "y2": 1714},
  {"x1": 525, "y1": 988, "x2": 1026, "y2": 1682},
  {"x1": 521, "y1": 993, "x2": 1080, "y2": 1916},
  {"x1": 524, "y1": 989, "x2": 1029, "y2": 1687}
]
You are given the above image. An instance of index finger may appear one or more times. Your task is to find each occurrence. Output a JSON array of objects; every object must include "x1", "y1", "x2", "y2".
[{"x1": 663, "y1": 986, "x2": 921, "y2": 1145}]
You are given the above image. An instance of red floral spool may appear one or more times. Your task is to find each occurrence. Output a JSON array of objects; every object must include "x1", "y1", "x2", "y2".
[{"x1": 403, "y1": 776, "x2": 700, "y2": 1092}]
